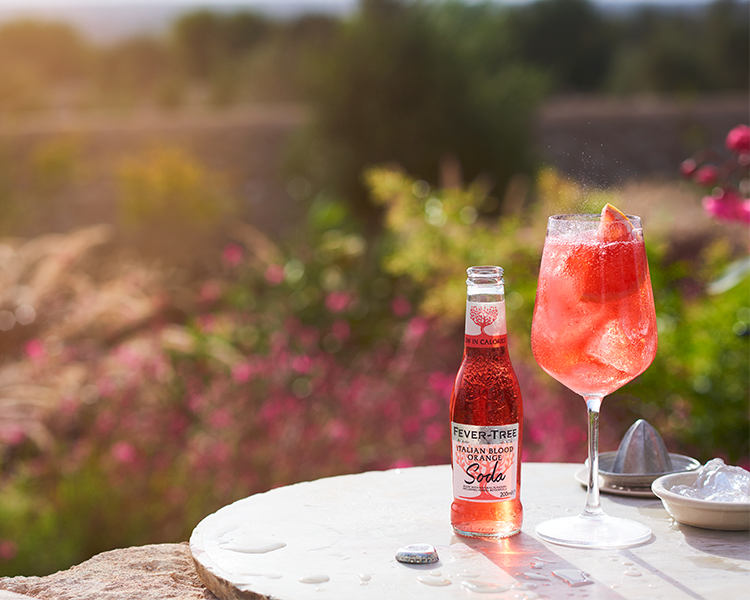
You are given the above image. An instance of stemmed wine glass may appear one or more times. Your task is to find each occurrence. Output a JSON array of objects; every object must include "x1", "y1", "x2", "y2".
[{"x1": 530, "y1": 207, "x2": 658, "y2": 548}]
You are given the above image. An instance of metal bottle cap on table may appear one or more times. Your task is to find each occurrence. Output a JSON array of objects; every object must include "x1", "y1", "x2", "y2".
[{"x1": 395, "y1": 544, "x2": 439, "y2": 564}]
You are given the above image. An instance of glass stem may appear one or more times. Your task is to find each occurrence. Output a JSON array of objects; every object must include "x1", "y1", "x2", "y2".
[{"x1": 582, "y1": 395, "x2": 604, "y2": 519}]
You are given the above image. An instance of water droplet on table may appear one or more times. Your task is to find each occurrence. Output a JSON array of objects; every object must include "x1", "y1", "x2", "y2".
[
  {"x1": 530, "y1": 561, "x2": 545, "y2": 569},
  {"x1": 624, "y1": 568, "x2": 642, "y2": 577},
  {"x1": 300, "y1": 574, "x2": 330, "y2": 584},
  {"x1": 219, "y1": 536, "x2": 286, "y2": 554},
  {"x1": 460, "y1": 581, "x2": 511, "y2": 593},
  {"x1": 457, "y1": 571, "x2": 480, "y2": 579},
  {"x1": 357, "y1": 573, "x2": 371, "y2": 584},
  {"x1": 552, "y1": 570, "x2": 593, "y2": 587},
  {"x1": 513, "y1": 582, "x2": 538, "y2": 590},
  {"x1": 417, "y1": 576, "x2": 451, "y2": 586},
  {"x1": 521, "y1": 573, "x2": 549, "y2": 581},
  {"x1": 237, "y1": 571, "x2": 283, "y2": 580}
]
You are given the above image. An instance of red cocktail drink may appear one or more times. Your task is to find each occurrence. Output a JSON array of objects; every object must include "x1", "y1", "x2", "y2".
[
  {"x1": 530, "y1": 206, "x2": 658, "y2": 548},
  {"x1": 531, "y1": 227, "x2": 657, "y2": 397}
]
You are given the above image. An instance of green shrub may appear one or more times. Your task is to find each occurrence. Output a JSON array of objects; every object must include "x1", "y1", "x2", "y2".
[
  {"x1": 623, "y1": 242, "x2": 749, "y2": 463},
  {"x1": 116, "y1": 144, "x2": 237, "y2": 265}
]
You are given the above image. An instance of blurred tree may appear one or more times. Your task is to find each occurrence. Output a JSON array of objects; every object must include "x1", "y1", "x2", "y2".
[
  {"x1": 223, "y1": 11, "x2": 272, "y2": 57},
  {"x1": 0, "y1": 20, "x2": 91, "y2": 83},
  {"x1": 294, "y1": 0, "x2": 548, "y2": 223},
  {"x1": 0, "y1": 20, "x2": 91, "y2": 111},
  {"x1": 95, "y1": 36, "x2": 180, "y2": 107},
  {"x1": 171, "y1": 9, "x2": 271, "y2": 80},
  {"x1": 507, "y1": 0, "x2": 615, "y2": 92},
  {"x1": 703, "y1": 0, "x2": 750, "y2": 90},
  {"x1": 608, "y1": 8, "x2": 710, "y2": 93},
  {"x1": 171, "y1": 10, "x2": 223, "y2": 80},
  {"x1": 606, "y1": 0, "x2": 749, "y2": 93}
]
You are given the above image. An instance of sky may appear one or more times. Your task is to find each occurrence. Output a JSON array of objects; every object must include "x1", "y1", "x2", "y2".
[
  {"x1": 0, "y1": 0, "x2": 717, "y2": 7},
  {"x1": 0, "y1": 0, "x2": 354, "y2": 7}
]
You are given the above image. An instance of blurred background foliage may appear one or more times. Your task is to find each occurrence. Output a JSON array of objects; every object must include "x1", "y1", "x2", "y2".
[{"x1": 0, "y1": 0, "x2": 747, "y2": 580}]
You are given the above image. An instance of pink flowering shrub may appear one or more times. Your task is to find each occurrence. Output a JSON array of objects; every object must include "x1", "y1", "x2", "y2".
[
  {"x1": 1, "y1": 156, "x2": 745, "y2": 578},
  {"x1": 681, "y1": 124, "x2": 750, "y2": 224},
  {"x1": 0, "y1": 217, "x2": 462, "y2": 575}
]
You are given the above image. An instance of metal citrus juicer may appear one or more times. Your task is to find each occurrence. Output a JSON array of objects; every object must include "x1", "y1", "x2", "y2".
[{"x1": 593, "y1": 419, "x2": 699, "y2": 493}]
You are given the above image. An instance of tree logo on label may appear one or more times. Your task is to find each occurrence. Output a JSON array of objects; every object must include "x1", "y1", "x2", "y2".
[{"x1": 470, "y1": 305, "x2": 498, "y2": 334}]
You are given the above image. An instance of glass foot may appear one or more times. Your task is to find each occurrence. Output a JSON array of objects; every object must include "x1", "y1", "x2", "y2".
[{"x1": 536, "y1": 514, "x2": 652, "y2": 548}]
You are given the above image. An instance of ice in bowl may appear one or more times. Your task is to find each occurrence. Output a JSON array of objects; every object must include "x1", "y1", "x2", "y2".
[{"x1": 670, "y1": 458, "x2": 750, "y2": 503}]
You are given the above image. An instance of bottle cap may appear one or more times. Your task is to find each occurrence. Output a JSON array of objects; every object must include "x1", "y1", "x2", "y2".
[{"x1": 395, "y1": 543, "x2": 439, "y2": 564}]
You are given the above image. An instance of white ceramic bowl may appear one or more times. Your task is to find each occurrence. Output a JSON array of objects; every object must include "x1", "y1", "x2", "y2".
[{"x1": 652, "y1": 472, "x2": 750, "y2": 531}]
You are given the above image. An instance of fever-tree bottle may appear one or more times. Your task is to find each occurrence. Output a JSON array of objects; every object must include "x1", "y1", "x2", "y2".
[{"x1": 450, "y1": 266, "x2": 524, "y2": 538}]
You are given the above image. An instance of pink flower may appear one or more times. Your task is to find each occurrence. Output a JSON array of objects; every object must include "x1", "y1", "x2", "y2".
[
  {"x1": 679, "y1": 158, "x2": 697, "y2": 178},
  {"x1": 232, "y1": 362, "x2": 253, "y2": 383},
  {"x1": 390, "y1": 458, "x2": 414, "y2": 469},
  {"x1": 406, "y1": 316, "x2": 429, "y2": 339},
  {"x1": 265, "y1": 264, "x2": 285, "y2": 286},
  {"x1": 693, "y1": 165, "x2": 719, "y2": 187},
  {"x1": 111, "y1": 441, "x2": 137, "y2": 464},
  {"x1": 222, "y1": 242, "x2": 244, "y2": 267},
  {"x1": 0, "y1": 425, "x2": 25, "y2": 446},
  {"x1": 702, "y1": 189, "x2": 750, "y2": 224},
  {"x1": 325, "y1": 419, "x2": 348, "y2": 441},
  {"x1": 392, "y1": 296, "x2": 411, "y2": 317},
  {"x1": 425, "y1": 422, "x2": 444, "y2": 444},
  {"x1": 726, "y1": 124, "x2": 750, "y2": 154},
  {"x1": 325, "y1": 291, "x2": 351, "y2": 313},
  {"x1": 199, "y1": 280, "x2": 222, "y2": 303},
  {"x1": 0, "y1": 540, "x2": 18, "y2": 560},
  {"x1": 209, "y1": 408, "x2": 233, "y2": 429},
  {"x1": 196, "y1": 314, "x2": 216, "y2": 333},
  {"x1": 114, "y1": 345, "x2": 143, "y2": 370},
  {"x1": 403, "y1": 417, "x2": 420, "y2": 434},
  {"x1": 419, "y1": 398, "x2": 440, "y2": 418},
  {"x1": 331, "y1": 319, "x2": 350, "y2": 340},
  {"x1": 210, "y1": 441, "x2": 232, "y2": 465},
  {"x1": 187, "y1": 392, "x2": 206, "y2": 412},
  {"x1": 96, "y1": 377, "x2": 116, "y2": 398},
  {"x1": 291, "y1": 355, "x2": 313, "y2": 374},
  {"x1": 564, "y1": 426, "x2": 585, "y2": 444},
  {"x1": 59, "y1": 396, "x2": 78, "y2": 416},
  {"x1": 24, "y1": 338, "x2": 46, "y2": 362},
  {"x1": 428, "y1": 372, "x2": 455, "y2": 397}
]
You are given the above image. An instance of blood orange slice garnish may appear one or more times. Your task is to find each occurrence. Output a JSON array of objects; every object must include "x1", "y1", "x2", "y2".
[
  {"x1": 571, "y1": 204, "x2": 647, "y2": 301},
  {"x1": 598, "y1": 203, "x2": 634, "y2": 242}
]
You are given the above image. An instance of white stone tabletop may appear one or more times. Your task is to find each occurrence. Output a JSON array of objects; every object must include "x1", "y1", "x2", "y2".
[{"x1": 190, "y1": 463, "x2": 750, "y2": 600}]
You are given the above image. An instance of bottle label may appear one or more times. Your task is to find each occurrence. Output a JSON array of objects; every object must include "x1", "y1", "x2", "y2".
[
  {"x1": 451, "y1": 422, "x2": 519, "y2": 502},
  {"x1": 465, "y1": 301, "x2": 507, "y2": 348}
]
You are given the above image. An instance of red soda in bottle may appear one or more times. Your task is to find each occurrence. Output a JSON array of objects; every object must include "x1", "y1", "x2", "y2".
[{"x1": 450, "y1": 266, "x2": 524, "y2": 538}]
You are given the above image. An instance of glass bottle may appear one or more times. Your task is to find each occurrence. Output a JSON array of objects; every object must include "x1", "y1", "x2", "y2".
[{"x1": 450, "y1": 266, "x2": 524, "y2": 538}]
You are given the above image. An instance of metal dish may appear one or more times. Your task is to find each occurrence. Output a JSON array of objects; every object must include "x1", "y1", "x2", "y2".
[{"x1": 577, "y1": 452, "x2": 700, "y2": 497}]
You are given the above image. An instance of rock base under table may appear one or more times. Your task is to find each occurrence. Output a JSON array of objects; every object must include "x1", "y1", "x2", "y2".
[{"x1": 0, "y1": 543, "x2": 218, "y2": 600}]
